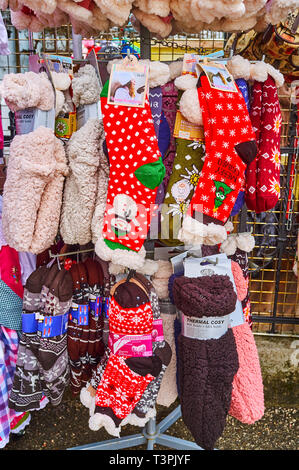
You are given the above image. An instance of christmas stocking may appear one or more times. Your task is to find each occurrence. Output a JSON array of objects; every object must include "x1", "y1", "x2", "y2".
[
  {"x1": 89, "y1": 278, "x2": 162, "y2": 436},
  {"x1": 122, "y1": 273, "x2": 172, "y2": 426},
  {"x1": 95, "y1": 81, "x2": 165, "y2": 270},
  {"x1": 160, "y1": 138, "x2": 205, "y2": 245},
  {"x1": 245, "y1": 75, "x2": 282, "y2": 213},
  {"x1": 180, "y1": 68, "x2": 257, "y2": 244}
]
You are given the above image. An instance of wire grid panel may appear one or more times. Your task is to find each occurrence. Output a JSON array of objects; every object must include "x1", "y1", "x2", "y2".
[
  {"x1": 0, "y1": 13, "x2": 298, "y2": 334},
  {"x1": 236, "y1": 84, "x2": 299, "y2": 335}
]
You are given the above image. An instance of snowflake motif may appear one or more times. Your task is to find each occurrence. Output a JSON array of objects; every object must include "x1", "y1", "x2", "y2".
[
  {"x1": 132, "y1": 315, "x2": 141, "y2": 325},
  {"x1": 229, "y1": 129, "x2": 236, "y2": 136},
  {"x1": 215, "y1": 103, "x2": 223, "y2": 110},
  {"x1": 222, "y1": 142, "x2": 229, "y2": 149},
  {"x1": 273, "y1": 114, "x2": 282, "y2": 135},
  {"x1": 269, "y1": 177, "x2": 280, "y2": 196},
  {"x1": 206, "y1": 92, "x2": 212, "y2": 99},
  {"x1": 226, "y1": 155, "x2": 232, "y2": 162},
  {"x1": 233, "y1": 116, "x2": 240, "y2": 123},
  {"x1": 227, "y1": 103, "x2": 233, "y2": 110},
  {"x1": 237, "y1": 103, "x2": 244, "y2": 110},
  {"x1": 222, "y1": 116, "x2": 229, "y2": 124},
  {"x1": 241, "y1": 127, "x2": 248, "y2": 134},
  {"x1": 217, "y1": 129, "x2": 224, "y2": 135},
  {"x1": 218, "y1": 92, "x2": 225, "y2": 98},
  {"x1": 215, "y1": 152, "x2": 222, "y2": 158},
  {"x1": 208, "y1": 173, "x2": 216, "y2": 180},
  {"x1": 211, "y1": 141, "x2": 216, "y2": 146},
  {"x1": 270, "y1": 147, "x2": 281, "y2": 169},
  {"x1": 202, "y1": 195, "x2": 209, "y2": 202}
]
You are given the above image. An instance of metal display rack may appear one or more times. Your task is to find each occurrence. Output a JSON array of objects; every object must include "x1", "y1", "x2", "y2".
[
  {"x1": 68, "y1": 406, "x2": 203, "y2": 451},
  {"x1": 65, "y1": 28, "x2": 206, "y2": 452}
]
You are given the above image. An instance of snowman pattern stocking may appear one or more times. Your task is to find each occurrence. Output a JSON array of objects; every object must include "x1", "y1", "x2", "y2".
[{"x1": 95, "y1": 81, "x2": 165, "y2": 268}]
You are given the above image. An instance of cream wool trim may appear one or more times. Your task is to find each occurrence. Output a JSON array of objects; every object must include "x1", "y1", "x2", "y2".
[
  {"x1": 220, "y1": 232, "x2": 255, "y2": 256},
  {"x1": 95, "y1": 238, "x2": 147, "y2": 270},
  {"x1": 178, "y1": 216, "x2": 228, "y2": 246},
  {"x1": 109, "y1": 258, "x2": 159, "y2": 276},
  {"x1": 121, "y1": 407, "x2": 156, "y2": 428},
  {"x1": 89, "y1": 413, "x2": 121, "y2": 437}
]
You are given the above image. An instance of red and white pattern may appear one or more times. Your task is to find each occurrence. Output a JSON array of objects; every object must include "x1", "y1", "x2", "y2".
[
  {"x1": 108, "y1": 296, "x2": 153, "y2": 335},
  {"x1": 188, "y1": 74, "x2": 256, "y2": 223},
  {"x1": 245, "y1": 75, "x2": 282, "y2": 213},
  {"x1": 101, "y1": 95, "x2": 162, "y2": 252},
  {"x1": 95, "y1": 354, "x2": 154, "y2": 419}
]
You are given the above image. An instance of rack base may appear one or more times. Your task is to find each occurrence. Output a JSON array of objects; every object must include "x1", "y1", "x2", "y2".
[{"x1": 67, "y1": 405, "x2": 203, "y2": 451}]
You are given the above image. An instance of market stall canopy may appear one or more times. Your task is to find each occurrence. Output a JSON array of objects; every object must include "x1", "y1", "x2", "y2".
[{"x1": 0, "y1": 0, "x2": 298, "y2": 38}]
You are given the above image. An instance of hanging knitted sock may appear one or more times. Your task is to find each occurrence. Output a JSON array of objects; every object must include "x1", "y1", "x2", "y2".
[
  {"x1": 149, "y1": 86, "x2": 163, "y2": 138},
  {"x1": 173, "y1": 274, "x2": 239, "y2": 450},
  {"x1": 183, "y1": 69, "x2": 257, "y2": 231},
  {"x1": 123, "y1": 274, "x2": 172, "y2": 426},
  {"x1": 220, "y1": 231, "x2": 255, "y2": 327},
  {"x1": 89, "y1": 279, "x2": 162, "y2": 436},
  {"x1": 67, "y1": 263, "x2": 89, "y2": 395},
  {"x1": 230, "y1": 77, "x2": 251, "y2": 216},
  {"x1": 84, "y1": 258, "x2": 105, "y2": 378},
  {"x1": 245, "y1": 75, "x2": 282, "y2": 213},
  {"x1": 161, "y1": 80, "x2": 178, "y2": 190},
  {"x1": 37, "y1": 268, "x2": 72, "y2": 406},
  {"x1": 95, "y1": 81, "x2": 165, "y2": 270},
  {"x1": 8, "y1": 266, "x2": 49, "y2": 412},
  {"x1": 160, "y1": 138, "x2": 205, "y2": 245}
]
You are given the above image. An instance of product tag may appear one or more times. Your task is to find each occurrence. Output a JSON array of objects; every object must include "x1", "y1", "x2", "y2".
[
  {"x1": 89, "y1": 295, "x2": 102, "y2": 318},
  {"x1": 109, "y1": 332, "x2": 153, "y2": 357},
  {"x1": 15, "y1": 107, "x2": 55, "y2": 135},
  {"x1": 76, "y1": 101, "x2": 102, "y2": 130},
  {"x1": 108, "y1": 61, "x2": 149, "y2": 108},
  {"x1": 184, "y1": 253, "x2": 245, "y2": 328},
  {"x1": 181, "y1": 312, "x2": 230, "y2": 340},
  {"x1": 69, "y1": 303, "x2": 89, "y2": 325},
  {"x1": 197, "y1": 62, "x2": 237, "y2": 93},
  {"x1": 152, "y1": 318, "x2": 164, "y2": 342},
  {"x1": 102, "y1": 297, "x2": 110, "y2": 318},
  {"x1": 173, "y1": 111, "x2": 204, "y2": 141}
]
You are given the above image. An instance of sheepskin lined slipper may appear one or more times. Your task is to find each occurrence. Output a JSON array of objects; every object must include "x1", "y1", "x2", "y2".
[
  {"x1": 2, "y1": 126, "x2": 67, "y2": 254},
  {"x1": 71, "y1": 64, "x2": 102, "y2": 107},
  {"x1": 60, "y1": 118, "x2": 103, "y2": 246},
  {"x1": 0, "y1": 71, "x2": 54, "y2": 112}
]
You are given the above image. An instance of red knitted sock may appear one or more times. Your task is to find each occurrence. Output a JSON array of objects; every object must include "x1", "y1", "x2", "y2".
[
  {"x1": 245, "y1": 75, "x2": 282, "y2": 213},
  {"x1": 188, "y1": 71, "x2": 257, "y2": 223}
]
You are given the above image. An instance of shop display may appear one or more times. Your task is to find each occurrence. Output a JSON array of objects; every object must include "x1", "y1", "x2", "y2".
[{"x1": 1, "y1": 0, "x2": 298, "y2": 448}]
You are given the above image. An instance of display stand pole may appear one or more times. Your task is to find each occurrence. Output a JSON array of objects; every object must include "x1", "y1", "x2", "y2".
[
  {"x1": 68, "y1": 406, "x2": 203, "y2": 450},
  {"x1": 67, "y1": 26, "x2": 203, "y2": 452}
]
